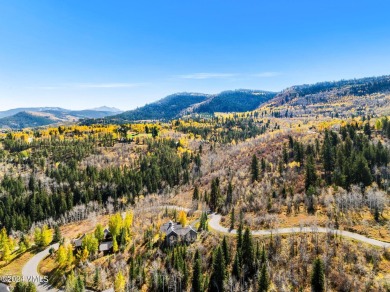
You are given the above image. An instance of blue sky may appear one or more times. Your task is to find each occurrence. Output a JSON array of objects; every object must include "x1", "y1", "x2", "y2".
[{"x1": 1, "y1": 0, "x2": 390, "y2": 111}]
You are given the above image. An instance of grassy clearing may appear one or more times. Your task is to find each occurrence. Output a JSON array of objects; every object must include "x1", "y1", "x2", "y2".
[{"x1": 0, "y1": 248, "x2": 35, "y2": 277}]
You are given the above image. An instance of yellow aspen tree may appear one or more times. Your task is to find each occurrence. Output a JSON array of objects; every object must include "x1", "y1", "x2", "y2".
[
  {"x1": 114, "y1": 271, "x2": 126, "y2": 292},
  {"x1": 57, "y1": 245, "x2": 67, "y2": 267},
  {"x1": 178, "y1": 210, "x2": 187, "y2": 227}
]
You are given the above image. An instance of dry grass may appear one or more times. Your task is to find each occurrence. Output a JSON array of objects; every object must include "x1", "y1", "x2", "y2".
[
  {"x1": 38, "y1": 255, "x2": 57, "y2": 275},
  {"x1": 0, "y1": 249, "x2": 35, "y2": 277}
]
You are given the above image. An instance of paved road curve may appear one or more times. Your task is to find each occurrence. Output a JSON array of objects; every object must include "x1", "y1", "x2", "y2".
[
  {"x1": 22, "y1": 243, "x2": 60, "y2": 292},
  {"x1": 22, "y1": 207, "x2": 390, "y2": 292},
  {"x1": 209, "y1": 213, "x2": 390, "y2": 248}
]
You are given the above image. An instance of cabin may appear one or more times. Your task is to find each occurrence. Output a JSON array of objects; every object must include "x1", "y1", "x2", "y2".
[
  {"x1": 72, "y1": 228, "x2": 113, "y2": 254},
  {"x1": 73, "y1": 234, "x2": 86, "y2": 248},
  {"x1": 160, "y1": 220, "x2": 197, "y2": 246},
  {"x1": 99, "y1": 241, "x2": 113, "y2": 254}
]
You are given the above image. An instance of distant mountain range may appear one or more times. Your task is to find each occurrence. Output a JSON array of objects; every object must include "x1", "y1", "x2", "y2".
[
  {"x1": 85, "y1": 89, "x2": 277, "y2": 124},
  {"x1": 2, "y1": 75, "x2": 390, "y2": 130},
  {"x1": 0, "y1": 107, "x2": 122, "y2": 130}
]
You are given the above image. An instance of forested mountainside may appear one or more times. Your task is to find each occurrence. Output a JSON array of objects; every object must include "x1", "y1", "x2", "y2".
[
  {"x1": 194, "y1": 90, "x2": 275, "y2": 114},
  {"x1": 87, "y1": 90, "x2": 276, "y2": 124},
  {"x1": 271, "y1": 75, "x2": 390, "y2": 107},
  {"x1": 105, "y1": 93, "x2": 210, "y2": 122},
  {"x1": 1, "y1": 110, "x2": 390, "y2": 291},
  {"x1": 262, "y1": 75, "x2": 390, "y2": 119},
  {"x1": 1, "y1": 75, "x2": 390, "y2": 291}
]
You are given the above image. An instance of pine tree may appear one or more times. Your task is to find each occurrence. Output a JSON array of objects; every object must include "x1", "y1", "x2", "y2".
[
  {"x1": 352, "y1": 154, "x2": 372, "y2": 187},
  {"x1": 209, "y1": 178, "x2": 221, "y2": 211},
  {"x1": 226, "y1": 182, "x2": 233, "y2": 205},
  {"x1": 53, "y1": 225, "x2": 62, "y2": 242},
  {"x1": 258, "y1": 264, "x2": 269, "y2": 292},
  {"x1": 193, "y1": 185, "x2": 199, "y2": 201},
  {"x1": 221, "y1": 236, "x2": 230, "y2": 264},
  {"x1": 209, "y1": 246, "x2": 226, "y2": 292},
  {"x1": 251, "y1": 154, "x2": 259, "y2": 182},
  {"x1": 230, "y1": 207, "x2": 235, "y2": 230},
  {"x1": 192, "y1": 250, "x2": 202, "y2": 292},
  {"x1": 322, "y1": 131, "x2": 334, "y2": 184},
  {"x1": 232, "y1": 249, "x2": 242, "y2": 279},
  {"x1": 364, "y1": 122, "x2": 371, "y2": 139},
  {"x1": 305, "y1": 154, "x2": 317, "y2": 191},
  {"x1": 94, "y1": 267, "x2": 100, "y2": 288},
  {"x1": 260, "y1": 245, "x2": 266, "y2": 265},
  {"x1": 311, "y1": 258, "x2": 325, "y2": 292},
  {"x1": 75, "y1": 275, "x2": 85, "y2": 292},
  {"x1": 242, "y1": 227, "x2": 255, "y2": 277}
]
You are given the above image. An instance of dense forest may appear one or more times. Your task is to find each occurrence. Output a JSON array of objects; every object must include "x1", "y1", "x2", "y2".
[
  {"x1": 195, "y1": 90, "x2": 275, "y2": 114},
  {"x1": 0, "y1": 105, "x2": 389, "y2": 291}
]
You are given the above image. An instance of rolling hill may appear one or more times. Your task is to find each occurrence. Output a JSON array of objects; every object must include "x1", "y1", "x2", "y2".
[
  {"x1": 89, "y1": 89, "x2": 276, "y2": 124},
  {"x1": 0, "y1": 107, "x2": 122, "y2": 130},
  {"x1": 262, "y1": 75, "x2": 390, "y2": 119}
]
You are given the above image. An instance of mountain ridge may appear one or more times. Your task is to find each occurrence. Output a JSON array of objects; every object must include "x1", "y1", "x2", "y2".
[{"x1": 3, "y1": 74, "x2": 390, "y2": 129}]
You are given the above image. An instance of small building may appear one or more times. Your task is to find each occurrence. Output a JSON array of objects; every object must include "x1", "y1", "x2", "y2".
[
  {"x1": 99, "y1": 241, "x2": 113, "y2": 254},
  {"x1": 160, "y1": 221, "x2": 197, "y2": 246},
  {"x1": 73, "y1": 234, "x2": 86, "y2": 248}
]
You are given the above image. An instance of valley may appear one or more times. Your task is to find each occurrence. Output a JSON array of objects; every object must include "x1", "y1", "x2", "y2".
[{"x1": 0, "y1": 76, "x2": 390, "y2": 291}]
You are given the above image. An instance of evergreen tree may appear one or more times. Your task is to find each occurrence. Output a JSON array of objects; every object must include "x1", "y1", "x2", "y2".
[
  {"x1": 258, "y1": 264, "x2": 269, "y2": 292},
  {"x1": 192, "y1": 250, "x2": 202, "y2": 292},
  {"x1": 322, "y1": 131, "x2": 334, "y2": 184},
  {"x1": 209, "y1": 246, "x2": 226, "y2": 292},
  {"x1": 311, "y1": 258, "x2": 325, "y2": 292},
  {"x1": 75, "y1": 275, "x2": 85, "y2": 292},
  {"x1": 209, "y1": 178, "x2": 221, "y2": 211},
  {"x1": 251, "y1": 154, "x2": 259, "y2": 182},
  {"x1": 352, "y1": 154, "x2": 372, "y2": 186},
  {"x1": 53, "y1": 225, "x2": 62, "y2": 242},
  {"x1": 193, "y1": 185, "x2": 199, "y2": 201},
  {"x1": 198, "y1": 212, "x2": 209, "y2": 231},
  {"x1": 221, "y1": 236, "x2": 230, "y2": 264},
  {"x1": 226, "y1": 182, "x2": 233, "y2": 205},
  {"x1": 93, "y1": 267, "x2": 100, "y2": 288},
  {"x1": 242, "y1": 227, "x2": 255, "y2": 277},
  {"x1": 230, "y1": 207, "x2": 235, "y2": 230},
  {"x1": 364, "y1": 122, "x2": 371, "y2": 139},
  {"x1": 305, "y1": 154, "x2": 317, "y2": 191}
]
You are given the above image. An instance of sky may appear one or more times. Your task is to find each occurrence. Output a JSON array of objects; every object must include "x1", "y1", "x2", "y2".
[{"x1": 1, "y1": 1, "x2": 390, "y2": 111}]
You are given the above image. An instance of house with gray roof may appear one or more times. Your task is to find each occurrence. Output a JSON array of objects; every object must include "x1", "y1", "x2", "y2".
[
  {"x1": 99, "y1": 241, "x2": 113, "y2": 253},
  {"x1": 73, "y1": 234, "x2": 86, "y2": 248},
  {"x1": 160, "y1": 220, "x2": 197, "y2": 246}
]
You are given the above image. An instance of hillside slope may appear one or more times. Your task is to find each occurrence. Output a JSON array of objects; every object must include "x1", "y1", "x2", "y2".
[
  {"x1": 110, "y1": 93, "x2": 210, "y2": 122},
  {"x1": 0, "y1": 111, "x2": 57, "y2": 129},
  {"x1": 263, "y1": 75, "x2": 390, "y2": 118},
  {"x1": 0, "y1": 108, "x2": 122, "y2": 130},
  {"x1": 98, "y1": 89, "x2": 276, "y2": 124},
  {"x1": 194, "y1": 90, "x2": 275, "y2": 113}
]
